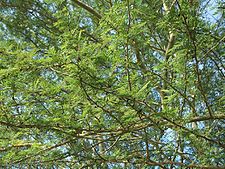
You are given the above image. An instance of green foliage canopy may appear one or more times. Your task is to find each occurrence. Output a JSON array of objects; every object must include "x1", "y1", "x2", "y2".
[{"x1": 0, "y1": 0, "x2": 225, "y2": 168}]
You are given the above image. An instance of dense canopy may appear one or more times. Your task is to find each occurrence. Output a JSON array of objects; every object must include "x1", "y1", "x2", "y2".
[{"x1": 0, "y1": 0, "x2": 225, "y2": 168}]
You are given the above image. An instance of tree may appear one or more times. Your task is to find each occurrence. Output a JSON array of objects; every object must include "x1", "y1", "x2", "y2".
[{"x1": 0, "y1": 0, "x2": 224, "y2": 168}]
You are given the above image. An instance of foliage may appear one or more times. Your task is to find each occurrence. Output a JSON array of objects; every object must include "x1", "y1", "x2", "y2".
[{"x1": 0, "y1": 0, "x2": 224, "y2": 168}]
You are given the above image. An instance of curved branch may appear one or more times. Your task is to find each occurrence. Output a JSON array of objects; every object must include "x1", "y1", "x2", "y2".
[{"x1": 71, "y1": 0, "x2": 102, "y2": 19}]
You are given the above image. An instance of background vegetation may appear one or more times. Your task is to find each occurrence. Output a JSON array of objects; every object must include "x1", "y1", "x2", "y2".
[{"x1": 0, "y1": 0, "x2": 224, "y2": 168}]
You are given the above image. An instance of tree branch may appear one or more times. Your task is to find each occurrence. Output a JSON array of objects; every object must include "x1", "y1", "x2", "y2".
[
  {"x1": 71, "y1": 0, "x2": 102, "y2": 19},
  {"x1": 188, "y1": 114, "x2": 225, "y2": 123}
]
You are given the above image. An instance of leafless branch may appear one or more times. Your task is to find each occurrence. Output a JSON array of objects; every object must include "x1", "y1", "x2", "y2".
[{"x1": 71, "y1": 0, "x2": 102, "y2": 19}]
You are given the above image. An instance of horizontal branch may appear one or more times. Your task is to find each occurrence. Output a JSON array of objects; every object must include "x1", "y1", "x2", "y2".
[
  {"x1": 90, "y1": 158, "x2": 225, "y2": 169},
  {"x1": 188, "y1": 114, "x2": 225, "y2": 123},
  {"x1": 0, "y1": 143, "x2": 33, "y2": 152}
]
